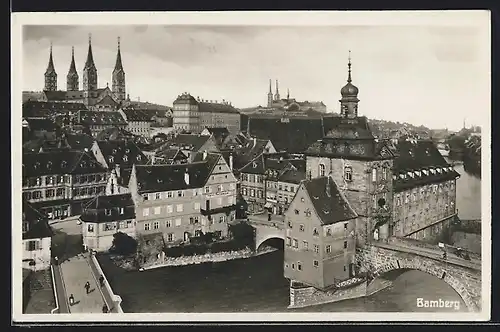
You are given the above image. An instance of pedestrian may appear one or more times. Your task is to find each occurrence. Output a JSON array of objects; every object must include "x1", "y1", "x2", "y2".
[
  {"x1": 102, "y1": 304, "x2": 108, "y2": 313},
  {"x1": 442, "y1": 251, "x2": 447, "y2": 260},
  {"x1": 84, "y1": 281, "x2": 91, "y2": 294},
  {"x1": 69, "y1": 294, "x2": 75, "y2": 306},
  {"x1": 54, "y1": 256, "x2": 59, "y2": 266},
  {"x1": 99, "y1": 275, "x2": 105, "y2": 287}
]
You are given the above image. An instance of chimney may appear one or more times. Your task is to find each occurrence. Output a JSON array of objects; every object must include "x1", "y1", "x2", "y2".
[
  {"x1": 229, "y1": 153, "x2": 234, "y2": 171},
  {"x1": 203, "y1": 150, "x2": 208, "y2": 160},
  {"x1": 184, "y1": 168, "x2": 190, "y2": 185},
  {"x1": 326, "y1": 176, "x2": 331, "y2": 197}
]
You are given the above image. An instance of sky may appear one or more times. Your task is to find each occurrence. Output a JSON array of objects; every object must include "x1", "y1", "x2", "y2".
[{"x1": 21, "y1": 17, "x2": 490, "y2": 131}]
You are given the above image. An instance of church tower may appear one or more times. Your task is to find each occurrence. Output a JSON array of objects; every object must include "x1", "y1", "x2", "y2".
[
  {"x1": 44, "y1": 42, "x2": 57, "y2": 91},
  {"x1": 112, "y1": 37, "x2": 126, "y2": 103},
  {"x1": 66, "y1": 46, "x2": 79, "y2": 91},
  {"x1": 274, "y1": 79, "x2": 280, "y2": 101},
  {"x1": 267, "y1": 79, "x2": 273, "y2": 107},
  {"x1": 339, "y1": 51, "x2": 359, "y2": 119},
  {"x1": 82, "y1": 34, "x2": 98, "y2": 98}
]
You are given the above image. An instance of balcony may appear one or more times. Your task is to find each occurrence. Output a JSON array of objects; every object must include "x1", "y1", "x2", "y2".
[{"x1": 200, "y1": 204, "x2": 237, "y2": 216}]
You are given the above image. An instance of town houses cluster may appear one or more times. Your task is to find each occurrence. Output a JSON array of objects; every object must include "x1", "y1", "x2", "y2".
[{"x1": 21, "y1": 40, "x2": 459, "y2": 294}]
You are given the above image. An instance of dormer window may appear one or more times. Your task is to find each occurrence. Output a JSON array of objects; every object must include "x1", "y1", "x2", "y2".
[
  {"x1": 437, "y1": 168, "x2": 442, "y2": 174},
  {"x1": 137, "y1": 155, "x2": 142, "y2": 161},
  {"x1": 313, "y1": 228, "x2": 319, "y2": 236},
  {"x1": 109, "y1": 156, "x2": 114, "y2": 163},
  {"x1": 430, "y1": 169, "x2": 436, "y2": 174},
  {"x1": 393, "y1": 175, "x2": 397, "y2": 180},
  {"x1": 105, "y1": 209, "x2": 111, "y2": 216},
  {"x1": 47, "y1": 161, "x2": 53, "y2": 170},
  {"x1": 423, "y1": 170, "x2": 428, "y2": 176},
  {"x1": 61, "y1": 161, "x2": 67, "y2": 168},
  {"x1": 34, "y1": 162, "x2": 40, "y2": 170},
  {"x1": 252, "y1": 162, "x2": 257, "y2": 168},
  {"x1": 80, "y1": 161, "x2": 87, "y2": 168},
  {"x1": 120, "y1": 207, "x2": 124, "y2": 215},
  {"x1": 319, "y1": 164, "x2": 326, "y2": 177},
  {"x1": 123, "y1": 155, "x2": 128, "y2": 162}
]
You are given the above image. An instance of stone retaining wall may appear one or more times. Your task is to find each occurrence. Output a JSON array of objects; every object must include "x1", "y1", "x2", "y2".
[{"x1": 89, "y1": 254, "x2": 124, "y2": 313}]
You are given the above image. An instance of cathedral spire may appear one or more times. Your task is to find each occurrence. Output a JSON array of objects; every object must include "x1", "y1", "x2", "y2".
[
  {"x1": 66, "y1": 46, "x2": 79, "y2": 91},
  {"x1": 84, "y1": 33, "x2": 96, "y2": 70},
  {"x1": 114, "y1": 36, "x2": 123, "y2": 72},
  {"x1": 274, "y1": 79, "x2": 280, "y2": 101},
  {"x1": 44, "y1": 41, "x2": 57, "y2": 91},
  {"x1": 269, "y1": 79, "x2": 272, "y2": 94}
]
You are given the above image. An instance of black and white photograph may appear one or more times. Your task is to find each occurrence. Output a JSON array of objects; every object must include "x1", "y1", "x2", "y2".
[{"x1": 11, "y1": 11, "x2": 491, "y2": 322}]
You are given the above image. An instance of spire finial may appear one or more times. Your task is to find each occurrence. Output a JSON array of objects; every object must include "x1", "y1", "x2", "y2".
[
  {"x1": 50, "y1": 41, "x2": 53, "y2": 53},
  {"x1": 347, "y1": 50, "x2": 352, "y2": 83},
  {"x1": 71, "y1": 45, "x2": 74, "y2": 56},
  {"x1": 269, "y1": 79, "x2": 272, "y2": 93},
  {"x1": 276, "y1": 79, "x2": 279, "y2": 94},
  {"x1": 287, "y1": 88, "x2": 290, "y2": 100},
  {"x1": 89, "y1": 33, "x2": 92, "y2": 44},
  {"x1": 118, "y1": 36, "x2": 121, "y2": 50}
]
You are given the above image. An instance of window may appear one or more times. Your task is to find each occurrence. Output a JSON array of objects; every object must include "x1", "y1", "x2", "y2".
[
  {"x1": 297, "y1": 262, "x2": 302, "y2": 271},
  {"x1": 286, "y1": 237, "x2": 292, "y2": 246},
  {"x1": 165, "y1": 220, "x2": 172, "y2": 227},
  {"x1": 302, "y1": 241, "x2": 308, "y2": 250},
  {"x1": 155, "y1": 193, "x2": 161, "y2": 200},
  {"x1": 372, "y1": 168, "x2": 377, "y2": 182},
  {"x1": 382, "y1": 167, "x2": 387, "y2": 180},
  {"x1": 250, "y1": 189, "x2": 255, "y2": 197},
  {"x1": 143, "y1": 208, "x2": 149, "y2": 217},
  {"x1": 176, "y1": 204, "x2": 183, "y2": 212},
  {"x1": 291, "y1": 186, "x2": 295, "y2": 193},
  {"x1": 177, "y1": 190, "x2": 183, "y2": 197},
  {"x1": 292, "y1": 238, "x2": 298, "y2": 248},
  {"x1": 326, "y1": 228, "x2": 332, "y2": 236},
  {"x1": 87, "y1": 224, "x2": 94, "y2": 233},
  {"x1": 167, "y1": 192, "x2": 173, "y2": 198},
  {"x1": 405, "y1": 194, "x2": 409, "y2": 204},
  {"x1": 143, "y1": 194, "x2": 149, "y2": 201},
  {"x1": 344, "y1": 223, "x2": 348, "y2": 230},
  {"x1": 154, "y1": 207, "x2": 161, "y2": 215},
  {"x1": 299, "y1": 224, "x2": 305, "y2": 232},
  {"x1": 344, "y1": 166, "x2": 353, "y2": 182},
  {"x1": 105, "y1": 209, "x2": 111, "y2": 216},
  {"x1": 319, "y1": 164, "x2": 326, "y2": 177},
  {"x1": 288, "y1": 221, "x2": 293, "y2": 228},
  {"x1": 313, "y1": 228, "x2": 319, "y2": 236},
  {"x1": 294, "y1": 209, "x2": 299, "y2": 215},
  {"x1": 204, "y1": 186, "x2": 210, "y2": 194},
  {"x1": 144, "y1": 223, "x2": 150, "y2": 231},
  {"x1": 194, "y1": 202, "x2": 200, "y2": 210},
  {"x1": 314, "y1": 244, "x2": 319, "y2": 253},
  {"x1": 167, "y1": 233, "x2": 174, "y2": 242},
  {"x1": 219, "y1": 215, "x2": 225, "y2": 223},
  {"x1": 326, "y1": 245, "x2": 331, "y2": 253},
  {"x1": 46, "y1": 189, "x2": 55, "y2": 198},
  {"x1": 313, "y1": 260, "x2": 319, "y2": 267},
  {"x1": 153, "y1": 221, "x2": 159, "y2": 229},
  {"x1": 175, "y1": 218, "x2": 182, "y2": 226},
  {"x1": 119, "y1": 207, "x2": 124, "y2": 215},
  {"x1": 344, "y1": 241, "x2": 348, "y2": 249},
  {"x1": 167, "y1": 205, "x2": 173, "y2": 213},
  {"x1": 26, "y1": 240, "x2": 40, "y2": 251}
]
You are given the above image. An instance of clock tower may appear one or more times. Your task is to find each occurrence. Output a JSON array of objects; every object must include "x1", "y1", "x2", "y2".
[{"x1": 339, "y1": 51, "x2": 359, "y2": 119}]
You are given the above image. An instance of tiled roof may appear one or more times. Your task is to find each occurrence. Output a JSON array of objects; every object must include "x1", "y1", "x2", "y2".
[
  {"x1": 22, "y1": 200, "x2": 53, "y2": 240},
  {"x1": 204, "y1": 127, "x2": 230, "y2": 140},
  {"x1": 134, "y1": 155, "x2": 219, "y2": 194},
  {"x1": 166, "y1": 134, "x2": 212, "y2": 152},
  {"x1": 22, "y1": 91, "x2": 44, "y2": 103},
  {"x1": 64, "y1": 133, "x2": 95, "y2": 150},
  {"x1": 43, "y1": 90, "x2": 87, "y2": 101},
  {"x1": 24, "y1": 118, "x2": 58, "y2": 132},
  {"x1": 278, "y1": 168, "x2": 306, "y2": 184},
  {"x1": 96, "y1": 140, "x2": 147, "y2": 169},
  {"x1": 122, "y1": 109, "x2": 154, "y2": 122},
  {"x1": 156, "y1": 148, "x2": 187, "y2": 161},
  {"x1": 80, "y1": 193, "x2": 136, "y2": 223},
  {"x1": 303, "y1": 176, "x2": 358, "y2": 225},
  {"x1": 239, "y1": 154, "x2": 292, "y2": 176},
  {"x1": 124, "y1": 101, "x2": 171, "y2": 113},
  {"x1": 77, "y1": 110, "x2": 127, "y2": 126},
  {"x1": 323, "y1": 116, "x2": 374, "y2": 139},
  {"x1": 248, "y1": 117, "x2": 324, "y2": 153},
  {"x1": 117, "y1": 168, "x2": 133, "y2": 186},
  {"x1": 95, "y1": 127, "x2": 136, "y2": 141},
  {"x1": 22, "y1": 151, "x2": 107, "y2": 177},
  {"x1": 198, "y1": 102, "x2": 240, "y2": 115},
  {"x1": 23, "y1": 101, "x2": 87, "y2": 117},
  {"x1": 305, "y1": 138, "x2": 395, "y2": 161},
  {"x1": 95, "y1": 95, "x2": 118, "y2": 107},
  {"x1": 390, "y1": 139, "x2": 459, "y2": 191}
]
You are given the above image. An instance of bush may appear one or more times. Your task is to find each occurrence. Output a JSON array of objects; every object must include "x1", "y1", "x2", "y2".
[
  {"x1": 110, "y1": 232, "x2": 138, "y2": 256},
  {"x1": 229, "y1": 222, "x2": 255, "y2": 248}
]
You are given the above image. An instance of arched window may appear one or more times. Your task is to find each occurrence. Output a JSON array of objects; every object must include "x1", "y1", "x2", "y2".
[
  {"x1": 319, "y1": 164, "x2": 326, "y2": 177},
  {"x1": 372, "y1": 168, "x2": 377, "y2": 182}
]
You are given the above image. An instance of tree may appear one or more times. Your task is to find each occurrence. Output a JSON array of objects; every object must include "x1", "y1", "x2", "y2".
[{"x1": 110, "y1": 232, "x2": 138, "y2": 256}]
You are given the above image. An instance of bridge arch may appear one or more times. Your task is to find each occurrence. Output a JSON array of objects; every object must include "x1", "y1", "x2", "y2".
[
  {"x1": 255, "y1": 234, "x2": 285, "y2": 251},
  {"x1": 370, "y1": 258, "x2": 479, "y2": 312}
]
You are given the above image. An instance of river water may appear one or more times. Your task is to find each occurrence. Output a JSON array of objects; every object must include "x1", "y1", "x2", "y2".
[{"x1": 99, "y1": 163, "x2": 481, "y2": 313}]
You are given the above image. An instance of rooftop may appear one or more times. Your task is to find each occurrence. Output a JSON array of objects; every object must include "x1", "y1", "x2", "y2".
[{"x1": 80, "y1": 193, "x2": 136, "y2": 223}]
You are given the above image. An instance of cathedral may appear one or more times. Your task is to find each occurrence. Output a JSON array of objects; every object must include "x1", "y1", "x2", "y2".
[
  {"x1": 41, "y1": 35, "x2": 128, "y2": 111},
  {"x1": 266, "y1": 79, "x2": 327, "y2": 113}
]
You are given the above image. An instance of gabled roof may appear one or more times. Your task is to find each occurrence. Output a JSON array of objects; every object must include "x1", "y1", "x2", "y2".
[
  {"x1": 77, "y1": 110, "x2": 127, "y2": 126},
  {"x1": 22, "y1": 200, "x2": 53, "y2": 240},
  {"x1": 248, "y1": 117, "x2": 324, "y2": 153},
  {"x1": 121, "y1": 109, "x2": 154, "y2": 122},
  {"x1": 156, "y1": 148, "x2": 188, "y2": 161},
  {"x1": 80, "y1": 193, "x2": 135, "y2": 223},
  {"x1": 239, "y1": 153, "x2": 292, "y2": 176},
  {"x1": 22, "y1": 151, "x2": 107, "y2": 177},
  {"x1": 64, "y1": 133, "x2": 95, "y2": 150},
  {"x1": 24, "y1": 118, "x2": 58, "y2": 132},
  {"x1": 167, "y1": 134, "x2": 213, "y2": 152},
  {"x1": 134, "y1": 155, "x2": 219, "y2": 194},
  {"x1": 95, "y1": 95, "x2": 118, "y2": 107},
  {"x1": 303, "y1": 176, "x2": 357, "y2": 225},
  {"x1": 278, "y1": 168, "x2": 306, "y2": 184},
  {"x1": 96, "y1": 140, "x2": 147, "y2": 169}
]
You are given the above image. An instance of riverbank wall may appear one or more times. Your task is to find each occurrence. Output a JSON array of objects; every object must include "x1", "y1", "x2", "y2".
[
  {"x1": 88, "y1": 253, "x2": 124, "y2": 313},
  {"x1": 141, "y1": 246, "x2": 277, "y2": 270}
]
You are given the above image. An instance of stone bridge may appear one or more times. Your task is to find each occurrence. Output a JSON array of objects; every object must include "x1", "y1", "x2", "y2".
[
  {"x1": 248, "y1": 214, "x2": 285, "y2": 250},
  {"x1": 250, "y1": 219, "x2": 482, "y2": 312},
  {"x1": 358, "y1": 238, "x2": 482, "y2": 312}
]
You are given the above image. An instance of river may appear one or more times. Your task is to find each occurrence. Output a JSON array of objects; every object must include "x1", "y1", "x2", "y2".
[{"x1": 99, "y1": 163, "x2": 481, "y2": 313}]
